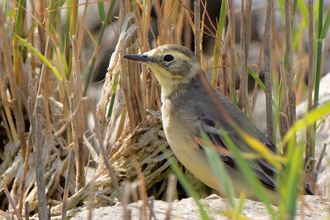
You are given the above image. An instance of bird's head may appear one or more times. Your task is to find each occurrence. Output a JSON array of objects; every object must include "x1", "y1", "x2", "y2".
[{"x1": 124, "y1": 44, "x2": 202, "y2": 100}]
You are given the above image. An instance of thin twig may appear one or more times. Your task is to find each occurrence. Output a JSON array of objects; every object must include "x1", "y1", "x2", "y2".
[
  {"x1": 316, "y1": 144, "x2": 327, "y2": 172},
  {"x1": 1, "y1": 183, "x2": 22, "y2": 220},
  {"x1": 54, "y1": 98, "x2": 85, "y2": 138},
  {"x1": 149, "y1": 197, "x2": 156, "y2": 220},
  {"x1": 165, "y1": 174, "x2": 177, "y2": 220},
  {"x1": 87, "y1": 172, "x2": 95, "y2": 220}
]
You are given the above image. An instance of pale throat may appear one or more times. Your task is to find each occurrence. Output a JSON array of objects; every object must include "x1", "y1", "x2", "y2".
[{"x1": 148, "y1": 64, "x2": 187, "y2": 102}]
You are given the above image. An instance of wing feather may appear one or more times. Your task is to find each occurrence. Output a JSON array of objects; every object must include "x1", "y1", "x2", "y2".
[{"x1": 197, "y1": 116, "x2": 276, "y2": 191}]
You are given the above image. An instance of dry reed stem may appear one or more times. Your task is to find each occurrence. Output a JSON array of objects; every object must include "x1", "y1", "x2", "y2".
[
  {"x1": 199, "y1": 1, "x2": 206, "y2": 69},
  {"x1": 306, "y1": 0, "x2": 315, "y2": 168},
  {"x1": 227, "y1": 0, "x2": 236, "y2": 101},
  {"x1": 18, "y1": 125, "x2": 32, "y2": 215},
  {"x1": 159, "y1": 1, "x2": 173, "y2": 44},
  {"x1": 37, "y1": 0, "x2": 46, "y2": 54},
  {"x1": 33, "y1": 96, "x2": 48, "y2": 220},
  {"x1": 128, "y1": 49, "x2": 139, "y2": 125},
  {"x1": 177, "y1": 3, "x2": 186, "y2": 45},
  {"x1": 220, "y1": 30, "x2": 231, "y2": 95},
  {"x1": 125, "y1": 0, "x2": 139, "y2": 126},
  {"x1": 133, "y1": 57, "x2": 145, "y2": 120},
  {"x1": 25, "y1": 201, "x2": 29, "y2": 220},
  {"x1": 72, "y1": 35, "x2": 85, "y2": 190},
  {"x1": 148, "y1": 0, "x2": 158, "y2": 111},
  {"x1": 121, "y1": 0, "x2": 136, "y2": 132},
  {"x1": 137, "y1": 0, "x2": 149, "y2": 109},
  {"x1": 264, "y1": 0, "x2": 274, "y2": 142},
  {"x1": 284, "y1": 0, "x2": 296, "y2": 128},
  {"x1": 240, "y1": 0, "x2": 254, "y2": 120},
  {"x1": 54, "y1": 43, "x2": 71, "y2": 138},
  {"x1": 194, "y1": 0, "x2": 201, "y2": 61},
  {"x1": 183, "y1": 0, "x2": 192, "y2": 48}
]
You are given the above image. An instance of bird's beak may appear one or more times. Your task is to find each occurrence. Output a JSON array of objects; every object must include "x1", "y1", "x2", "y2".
[{"x1": 123, "y1": 54, "x2": 152, "y2": 63}]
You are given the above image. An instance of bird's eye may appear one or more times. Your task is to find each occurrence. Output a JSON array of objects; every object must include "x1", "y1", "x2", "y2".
[{"x1": 164, "y1": 54, "x2": 174, "y2": 62}]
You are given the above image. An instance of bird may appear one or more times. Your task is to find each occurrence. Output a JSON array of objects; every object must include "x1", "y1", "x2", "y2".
[{"x1": 123, "y1": 44, "x2": 313, "y2": 201}]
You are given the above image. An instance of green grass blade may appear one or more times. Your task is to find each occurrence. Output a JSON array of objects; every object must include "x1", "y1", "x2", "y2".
[
  {"x1": 320, "y1": 6, "x2": 330, "y2": 39},
  {"x1": 107, "y1": 74, "x2": 120, "y2": 118},
  {"x1": 283, "y1": 101, "x2": 330, "y2": 145},
  {"x1": 218, "y1": 128, "x2": 277, "y2": 219},
  {"x1": 212, "y1": 0, "x2": 226, "y2": 81},
  {"x1": 15, "y1": 34, "x2": 63, "y2": 81},
  {"x1": 247, "y1": 66, "x2": 265, "y2": 92},
  {"x1": 279, "y1": 138, "x2": 305, "y2": 219},
  {"x1": 98, "y1": 2, "x2": 106, "y2": 21},
  {"x1": 204, "y1": 146, "x2": 236, "y2": 208}
]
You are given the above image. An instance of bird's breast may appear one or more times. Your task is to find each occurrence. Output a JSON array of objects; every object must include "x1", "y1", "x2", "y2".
[{"x1": 161, "y1": 99, "x2": 192, "y2": 151}]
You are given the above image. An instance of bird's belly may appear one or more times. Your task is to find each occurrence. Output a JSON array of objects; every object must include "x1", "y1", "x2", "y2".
[{"x1": 161, "y1": 107, "x2": 217, "y2": 189}]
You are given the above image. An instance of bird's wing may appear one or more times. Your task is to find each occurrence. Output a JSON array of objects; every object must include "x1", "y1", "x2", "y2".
[{"x1": 196, "y1": 115, "x2": 277, "y2": 191}]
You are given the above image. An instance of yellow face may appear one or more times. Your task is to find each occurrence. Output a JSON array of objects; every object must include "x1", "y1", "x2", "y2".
[{"x1": 124, "y1": 44, "x2": 201, "y2": 88}]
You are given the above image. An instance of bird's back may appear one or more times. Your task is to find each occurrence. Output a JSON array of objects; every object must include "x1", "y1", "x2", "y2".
[{"x1": 168, "y1": 74, "x2": 275, "y2": 153}]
